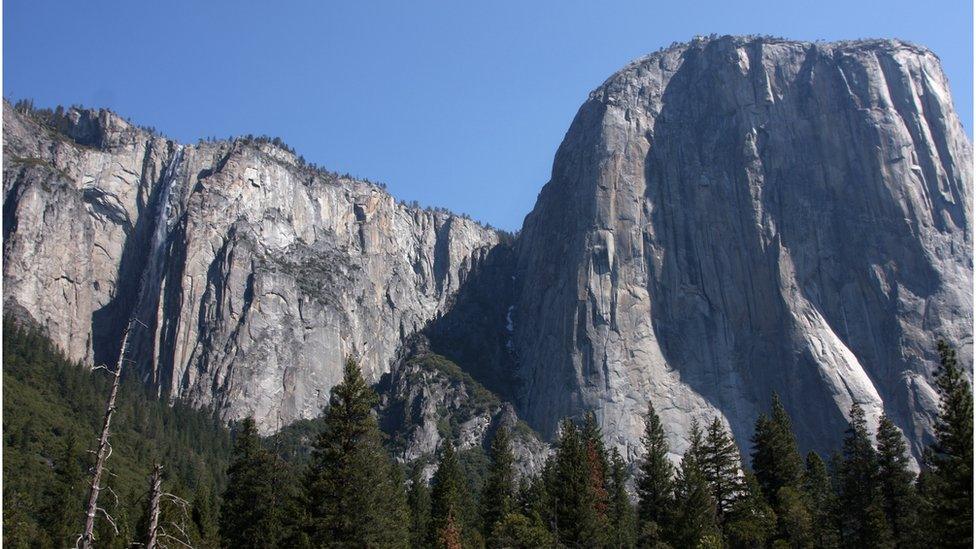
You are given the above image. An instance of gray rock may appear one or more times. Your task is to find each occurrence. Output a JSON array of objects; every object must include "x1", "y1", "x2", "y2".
[
  {"x1": 511, "y1": 36, "x2": 972, "y2": 462},
  {"x1": 378, "y1": 339, "x2": 548, "y2": 478},
  {"x1": 2, "y1": 103, "x2": 499, "y2": 434},
  {"x1": 3, "y1": 35, "x2": 970, "y2": 466}
]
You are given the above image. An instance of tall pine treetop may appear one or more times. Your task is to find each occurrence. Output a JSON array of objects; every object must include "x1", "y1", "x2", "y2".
[
  {"x1": 922, "y1": 340, "x2": 973, "y2": 548},
  {"x1": 837, "y1": 402, "x2": 892, "y2": 547},
  {"x1": 430, "y1": 441, "x2": 477, "y2": 548},
  {"x1": 220, "y1": 417, "x2": 282, "y2": 548},
  {"x1": 637, "y1": 400, "x2": 675, "y2": 546},
  {"x1": 876, "y1": 414, "x2": 920, "y2": 548},
  {"x1": 305, "y1": 356, "x2": 409, "y2": 547},
  {"x1": 482, "y1": 426, "x2": 515, "y2": 543},
  {"x1": 751, "y1": 393, "x2": 803, "y2": 501},
  {"x1": 931, "y1": 340, "x2": 973, "y2": 475},
  {"x1": 702, "y1": 417, "x2": 743, "y2": 519}
]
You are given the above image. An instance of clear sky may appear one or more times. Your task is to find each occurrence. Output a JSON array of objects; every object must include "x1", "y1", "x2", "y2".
[{"x1": 4, "y1": 0, "x2": 972, "y2": 230}]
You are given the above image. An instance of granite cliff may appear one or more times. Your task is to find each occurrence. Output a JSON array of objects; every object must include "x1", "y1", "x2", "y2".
[
  {"x1": 2, "y1": 102, "x2": 503, "y2": 438},
  {"x1": 3, "y1": 35, "x2": 971, "y2": 463},
  {"x1": 511, "y1": 36, "x2": 972, "y2": 460}
]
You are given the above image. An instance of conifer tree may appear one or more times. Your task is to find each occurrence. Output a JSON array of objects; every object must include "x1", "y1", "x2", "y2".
[
  {"x1": 775, "y1": 484, "x2": 813, "y2": 547},
  {"x1": 701, "y1": 417, "x2": 743, "y2": 520},
  {"x1": 608, "y1": 448, "x2": 638, "y2": 548},
  {"x1": 837, "y1": 403, "x2": 892, "y2": 548},
  {"x1": 437, "y1": 514, "x2": 463, "y2": 549},
  {"x1": 429, "y1": 441, "x2": 477, "y2": 548},
  {"x1": 750, "y1": 394, "x2": 803, "y2": 501},
  {"x1": 724, "y1": 471, "x2": 776, "y2": 549},
  {"x1": 582, "y1": 411, "x2": 612, "y2": 537},
  {"x1": 636, "y1": 401, "x2": 674, "y2": 546},
  {"x1": 219, "y1": 417, "x2": 281, "y2": 549},
  {"x1": 274, "y1": 459, "x2": 311, "y2": 548},
  {"x1": 38, "y1": 435, "x2": 85, "y2": 547},
  {"x1": 550, "y1": 418, "x2": 603, "y2": 547},
  {"x1": 921, "y1": 340, "x2": 973, "y2": 548},
  {"x1": 517, "y1": 466, "x2": 554, "y2": 534},
  {"x1": 4, "y1": 492, "x2": 44, "y2": 548},
  {"x1": 190, "y1": 483, "x2": 220, "y2": 548},
  {"x1": 490, "y1": 512, "x2": 558, "y2": 548},
  {"x1": 305, "y1": 357, "x2": 409, "y2": 548},
  {"x1": 482, "y1": 427, "x2": 515, "y2": 542},
  {"x1": 876, "y1": 415, "x2": 919, "y2": 548},
  {"x1": 802, "y1": 451, "x2": 840, "y2": 548},
  {"x1": 668, "y1": 422, "x2": 721, "y2": 548},
  {"x1": 408, "y1": 464, "x2": 432, "y2": 549},
  {"x1": 750, "y1": 393, "x2": 809, "y2": 545}
]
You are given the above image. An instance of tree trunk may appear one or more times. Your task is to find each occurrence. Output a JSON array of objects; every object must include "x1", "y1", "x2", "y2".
[
  {"x1": 146, "y1": 464, "x2": 163, "y2": 549},
  {"x1": 79, "y1": 324, "x2": 132, "y2": 549}
]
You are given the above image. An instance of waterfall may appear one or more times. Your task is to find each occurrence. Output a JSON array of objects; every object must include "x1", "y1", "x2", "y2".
[
  {"x1": 126, "y1": 145, "x2": 184, "y2": 385},
  {"x1": 138, "y1": 145, "x2": 184, "y2": 308}
]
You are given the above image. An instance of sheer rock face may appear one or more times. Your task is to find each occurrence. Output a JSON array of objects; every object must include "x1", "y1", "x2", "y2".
[
  {"x1": 512, "y1": 37, "x2": 972, "y2": 460},
  {"x1": 2, "y1": 103, "x2": 499, "y2": 432}
]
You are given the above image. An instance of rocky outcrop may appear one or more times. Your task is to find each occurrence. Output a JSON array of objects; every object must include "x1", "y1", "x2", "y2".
[
  {"x1": 2, "y1": 102, "x2": 500, "y2": 432},
  {"x1": 511, "y1": 36, "x2": 972, "y2": 461},
  {"x1": 378, "y1": 339, "x2": 548, "y2": 478}
]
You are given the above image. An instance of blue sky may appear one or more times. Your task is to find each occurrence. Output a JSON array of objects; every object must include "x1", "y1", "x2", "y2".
[{"x1": 4, "y1": 1, "x2": 972, "y2": 230}]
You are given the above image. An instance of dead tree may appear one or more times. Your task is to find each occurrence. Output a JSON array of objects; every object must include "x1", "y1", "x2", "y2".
[
  {"x1": 142, "y1": 463, "x2": 195, "y2": 549},
  {"x1": 78, "y1": 322, "x2": 137, "y2": 549},
  {"x1": 146, "y1": 464, "x2": 164, "y2": 549}
]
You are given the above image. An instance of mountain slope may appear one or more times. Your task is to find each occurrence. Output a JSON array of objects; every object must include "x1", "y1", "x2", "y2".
[{"x1": 2, "y1": 320, "x2": 233, "y2": 547}]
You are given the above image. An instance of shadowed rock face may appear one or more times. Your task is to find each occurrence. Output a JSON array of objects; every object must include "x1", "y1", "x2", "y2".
[
  {"x1": 3, "y1": 36, "x2": 971, "y2": 462},
  {"x1": 512, "y1": 36, "x2": 972, "y2": 461},
  {"x1": 2, "y1": 103, "x2": 500, "y2": 433}
]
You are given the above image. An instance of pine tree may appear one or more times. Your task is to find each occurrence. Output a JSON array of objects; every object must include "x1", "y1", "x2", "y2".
[
  {"x1": 517, "y1": 466, "x2": 554, "y2": 535},
  {"x1": 750, "y1": 394, "x2": 803, "y2": 502},
  {"x1": 429, "y1": 441, "x2": 477, "y2": 548},
  {"x1": 701, "y1": 417, "x2": 743, "y2": 520},
  {"x1": 3, "y1": 492, "x2": 45, "y2": 548},
  {"x1": 724, "y1": 471, "x2": 776, "y2": 549},
  {"x1": 38, "y1": 435, "x2": 85, "y2": 547},
  {"x1": 437, "y1": 514, "x2": 464, "y2": 549},
  {"x1": 750, "y1": 393, "x2": 809, "y2": 545},
  {"x1": 582, "y1": 411, "x2": 612, "y2": 539},
  {"x1": 802, "y1": 451, "x2": 840, "y2": 548},
  {"x1": 482, "y1": 427, "x2": 516, "y2": 543},
  {"x1": 608, "y1": 448, "x2": 637, "y2": 548},
  {"x1": 305, "y1": 357, "x2": 409, "y2": 547},
  {"x1": 219, "y1": 417, "x2": 281, "y2": 548},
  {"x1": 190, "y1": 483, "x2": 220, "y2": 548},
  {"x1": 385, "y1": 463, "x2": 413, "y2": 545},
  {"x1": 876, "y1": 415, "x2": 919, "y2": 548},
  {"x1": 668, "y1": 422, "x2": 721, "y2": 548},
  {"x1": 775, "y1": 484, "x2": 813, "y2": 547},
  {"x1": 408, "y1": 464, "x2": 432, "y2": 549},
  {"x1": 636, "y1": 401, "x2": 674, "y2": 546},
  {"x1": 837, "y1": 403, "x2": 892, "y2": 548},
  {"x1": 490, "y1": 512, "x2": 558, "y2": 548},
  {"x1": 921, "y1": 340, "x2": 973, "y2": 548},
  {"x1": 275, "y1": 462, "x2": 312, "y2": 548},
  {"x1": 550, "y1": 418, "x2": 603, "y2": 547}
]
